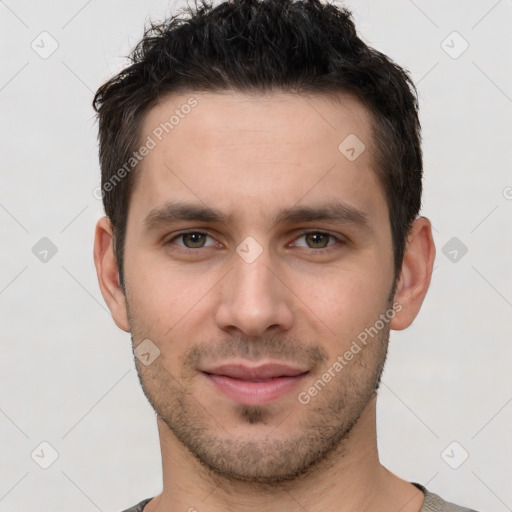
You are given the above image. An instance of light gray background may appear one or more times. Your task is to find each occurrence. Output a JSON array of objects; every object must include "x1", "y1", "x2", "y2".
[{"x1": 1, "y1": 1, "x2": 511, "y2": 511}]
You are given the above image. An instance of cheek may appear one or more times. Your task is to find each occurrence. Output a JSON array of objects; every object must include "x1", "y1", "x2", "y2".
[
  {"x1": 293, "y1": 270, "x2": 390, "y2": 342},
  {"x1": 124, "y1": 251, "x2": 217, "y2": 335}
]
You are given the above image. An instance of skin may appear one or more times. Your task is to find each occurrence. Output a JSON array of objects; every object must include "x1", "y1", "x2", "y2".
[{"x1": 94, "y1": 91, "x2": 435, "y2": 512}]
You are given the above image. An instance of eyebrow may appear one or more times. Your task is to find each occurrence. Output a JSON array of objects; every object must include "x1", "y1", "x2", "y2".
[{"x1": 142, "y1": 200, "x2": 371, "y2": 233}]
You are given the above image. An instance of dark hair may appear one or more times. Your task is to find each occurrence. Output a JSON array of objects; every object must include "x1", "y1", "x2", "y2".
[{"x1": 92, "y1": 0, "x2": 422, "y2": 289}]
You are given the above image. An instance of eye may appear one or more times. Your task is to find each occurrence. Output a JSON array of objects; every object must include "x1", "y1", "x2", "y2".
[
  {"x1": 167, "y1": 231, "x2": 218, "y2": 249},
  {"x1": 165, "y1": 230, "x2": 343, "y2": 252},
  {"x1": 292, "y1": 231, "x2": 340, "y2": 250}
]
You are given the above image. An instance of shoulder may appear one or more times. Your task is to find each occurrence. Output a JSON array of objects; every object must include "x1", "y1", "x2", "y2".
[
  {"x1": 119, "y1": 497, "x2": 153, "y2": 512},
  {"x1": 413, "y1": 483, "x2": 480, "y2": 512}
]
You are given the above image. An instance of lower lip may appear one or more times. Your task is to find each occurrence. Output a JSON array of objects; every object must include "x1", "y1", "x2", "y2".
[{"x1": 204, "y1": 372, "x2": 308, "y2": 405}]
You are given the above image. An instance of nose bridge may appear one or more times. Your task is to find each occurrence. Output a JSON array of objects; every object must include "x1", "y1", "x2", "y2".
[
  {"x1": 215, "y1": 240, "x2": 293, "y2": 335},
  {"x1": 234, "y1": 248, "x2": 274, "y2": 298}
]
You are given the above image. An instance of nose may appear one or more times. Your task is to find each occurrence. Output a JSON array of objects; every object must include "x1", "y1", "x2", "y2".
[{"x1": 214, "y1": 246, "x2": 294, "y2": 337}]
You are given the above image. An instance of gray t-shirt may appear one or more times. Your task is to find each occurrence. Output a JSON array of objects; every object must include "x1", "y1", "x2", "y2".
[{"x1": 119, "y1": 483, "x2": 480, "y2": 511}]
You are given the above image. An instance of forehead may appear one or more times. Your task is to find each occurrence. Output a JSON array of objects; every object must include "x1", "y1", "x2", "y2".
[
  {"x1": 132, "y1": 90, "x2": 385, "y2": 227},
  {"x1": 141, "y1": 90, "x2": 374, "y2": 159}
]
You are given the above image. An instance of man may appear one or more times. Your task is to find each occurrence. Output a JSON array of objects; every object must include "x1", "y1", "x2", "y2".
[{"x1": 92, "y1": 0, "x2": 479, "y2": 511}]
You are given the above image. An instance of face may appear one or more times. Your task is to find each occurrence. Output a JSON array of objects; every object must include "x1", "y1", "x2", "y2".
[{"x1": 121, "y1": 91, "x2": 397, "y2": 483}]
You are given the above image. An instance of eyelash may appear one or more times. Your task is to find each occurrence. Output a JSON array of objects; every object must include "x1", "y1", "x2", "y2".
[{"x1": 165, "y1": 229, "x2": 345, "y2": 253}]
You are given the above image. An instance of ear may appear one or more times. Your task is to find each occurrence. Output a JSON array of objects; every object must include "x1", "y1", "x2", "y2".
[
  {"x1": 93, "y1": 217, "x2": 130, "y2": 332},
  {"x1": 390, "y1": 216, "x2": 436, "y2": 331}
]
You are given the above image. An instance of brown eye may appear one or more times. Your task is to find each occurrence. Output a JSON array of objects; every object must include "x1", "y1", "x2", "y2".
[
  {"x1": 294, "y1": 232, "x2": 338, "y2": 249},
  {"x1": 181, "y1": 232, "x2": 207, "y2": 248},
  {"x1": 304, "y1": 232, "x2": 331, "y2": 248},
  {"x1": 168, "y1": 231, "x2": 216, "y2": 249}
]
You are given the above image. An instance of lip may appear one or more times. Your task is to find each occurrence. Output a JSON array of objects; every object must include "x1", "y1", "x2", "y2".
[
  {"x1": 203, "y1": 363, "x2": 308, "y2": 380},
  {"x1": 201, "y1": 363, "x2": 309, "y2": 405}
]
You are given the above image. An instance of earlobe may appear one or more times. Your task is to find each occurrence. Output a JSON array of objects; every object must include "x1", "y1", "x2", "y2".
[
  {"x1": 390, "y1": 216, "x2": 436, "y2": 331},
  {"x1": 93, "y1": 217, "x2": 130, "y2": 332}
]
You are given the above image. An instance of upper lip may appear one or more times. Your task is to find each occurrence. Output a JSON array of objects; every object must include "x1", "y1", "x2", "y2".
[{"x1": 201, "y1": 363, "x2": 308, "y2": 380}]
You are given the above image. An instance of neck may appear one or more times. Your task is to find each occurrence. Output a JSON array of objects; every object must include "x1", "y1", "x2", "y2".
[{"x1": 145, "y1": 396, "x2": 424, "y2": 512}]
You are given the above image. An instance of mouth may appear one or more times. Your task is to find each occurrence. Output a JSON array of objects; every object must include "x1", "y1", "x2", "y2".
[{"x1": 201, "y1": 363, "x2": 309, "y2": 405}]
